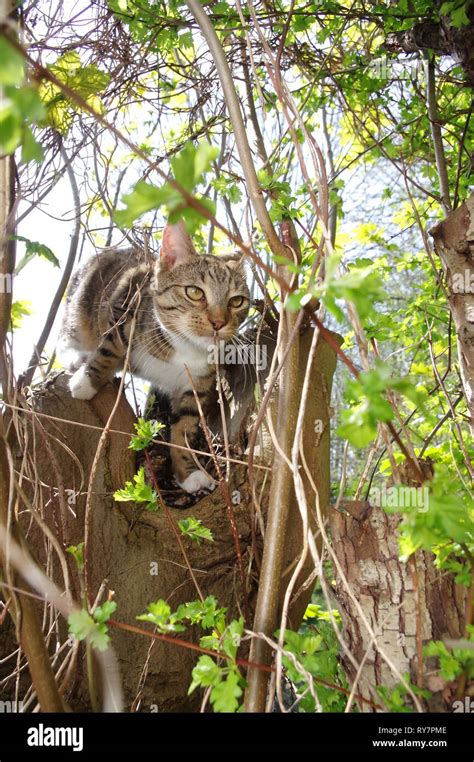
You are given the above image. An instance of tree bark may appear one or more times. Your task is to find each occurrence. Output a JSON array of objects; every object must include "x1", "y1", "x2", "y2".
[
  {"x1": 431, "y1": 192, "x2": 474, "y2": 434},
  {"x1": 329, "y1": 501, "x2": 467, "y2": 711},
  {"x1": 384, "y1": 3, "x2": 474, "y2": 88},
  {"x1": 245, "y1": 325, "x2": 340, "y2": 709}
]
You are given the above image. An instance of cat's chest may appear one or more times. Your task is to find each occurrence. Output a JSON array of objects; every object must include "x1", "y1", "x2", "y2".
[{"x1": 131, "y1": 340, "x2": 211, "y2": 395}]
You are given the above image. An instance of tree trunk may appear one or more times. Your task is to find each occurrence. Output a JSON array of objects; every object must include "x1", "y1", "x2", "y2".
[
  {"x1": 384, "y1": 2, "x2": 474, "y2": 88},
  {"x1": 2, "y1": 325, "x2": 340, "y2": 711},
  {"x1": 431, "y1": 192, "x2": 474, "y2": 435},
  {"x1": 329, "y1": 501, "x2": 467, "y2": 711}
]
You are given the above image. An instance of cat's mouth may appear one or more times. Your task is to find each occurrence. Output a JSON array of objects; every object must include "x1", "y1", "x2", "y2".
[{"x1": 190, "y1": 330, "x2": 235, "y2": 346}]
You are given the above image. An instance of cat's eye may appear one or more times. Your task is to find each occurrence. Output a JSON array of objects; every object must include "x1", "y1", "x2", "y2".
[
  {"x1": 228, "y1": 295, "x2": 246, "y2": 308},
  {"x1": 185, "y1": 286, "x2": 205, "y2": 302}
]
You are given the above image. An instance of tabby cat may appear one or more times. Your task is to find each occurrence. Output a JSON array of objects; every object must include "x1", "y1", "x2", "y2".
[{"x1": 58, "y1": 222, "x2": 250, "y2": 493}]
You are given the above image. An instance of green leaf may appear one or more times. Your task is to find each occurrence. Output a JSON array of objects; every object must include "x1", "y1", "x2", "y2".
[
  {"x1": 67, "y1": 543, "x2": 84, "y2": 571},
  {"x1": 0, "y1": 37, "x2": 25, "y2": 86},
  {"x1": 221, "y1": 617, "x2": 244, "y2": 659},
  {"x1": 115, "y1": 181, "x2": 173, "y2": 228},
  {"x1": 336, "y1": 363, "x2": 425, "y2": 448},
  {"x1": 40, "y1": 52, "x2": 110, "y2": 133},
  {"x1": 14, "y1": 236, "x2": 59, "y2": 273},
  {"x1": 424, "y1": 641, "x2": 462, "y2": 681},
  {"x1": 188, "y1": 655, "x2": 222, "y2": 693},
  {"x1": 178, "y1": 517, "x2": 214, "y2": 543},
  {"x1": 0, "y1": 105, "x2": 21, "y2": 153},
  {"x1": 68, "y1": 609, "x2": 95, "y2": 641},
  {"x1": 171, "y1": 140, "x2": 218, "y2": 191},
  {"x1": 113, "y1": 467, "x2": 158, "y2": 511},
  {"x1": 93, "y1": 600, "x2": 117, "y2": 624},
  {"x1": 9, "y1": 86, "x2": 46, "y2": 121},
  {"x1": 68, "y1": 607, "x2": 112, "y2": 652},
  {"x1": 137, "y1": 599, "x2": 186, "y2": 633},
  {"x1": 116, "y1": 141, "x2": 218, "y2": 230},
  {"x1": 209, "y1": 668, "x2": 243, "y2": 713},
  {"x1": 128, "y1": 418, "x2": 164, "y2": 451},
  {"x1": 20, "y1": 126, "x2": 44, "y2": 164},
  {"x1": 10, "y1": 301, "x2": 31, "y2": 330}
]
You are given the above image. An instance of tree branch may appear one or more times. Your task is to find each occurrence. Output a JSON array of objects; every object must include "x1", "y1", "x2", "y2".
[
  {"x1": 425, "y1": 55, "x2": 452, "y2": 214},
  {"x1": 185, "y1": 0, "x2": 288, "y2": 260}
]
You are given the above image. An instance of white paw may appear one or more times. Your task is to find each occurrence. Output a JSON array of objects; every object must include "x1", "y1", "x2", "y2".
[
  {"x1": 69, "y1": 366, "x2": 98, "y2": 400},
  {"x1": 177, "y1": 470, "x2": 216, "y2": 494}
]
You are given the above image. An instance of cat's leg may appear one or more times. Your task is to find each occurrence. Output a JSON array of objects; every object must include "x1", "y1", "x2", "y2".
[
  {"x1": 56, "y1": 336, "x2": 89, "y2": 372},
  {"x1": 69, "y1": 326, "x2": 126, "y2": 400},
  {"x1": 170, "y1": 386, "x2": 216, "y2": 493}
]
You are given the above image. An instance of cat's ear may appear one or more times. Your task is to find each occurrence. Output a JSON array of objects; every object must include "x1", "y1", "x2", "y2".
[
  {"x1": 220, "y1": 253, "x2": 247, "y2": 273},
  {"x1": 159, "y1": 221, "x2": 198, "y2": 270}
]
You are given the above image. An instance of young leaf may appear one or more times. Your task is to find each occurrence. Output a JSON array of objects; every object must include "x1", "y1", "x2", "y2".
[
  {"x1": 14, "y1": 236, "x2": 59, "y2": 273},
  {"x1": 0, "y1": 37, "x2": 25, "y2": 86},
  {"x1": 93, "y1": 600, "x2": 117, "y2": 624},
  {"x1": 68, "y1": 605, "x2": 114, "y2": 652},
  {"x1": 67, "y1": 542, "x2": 84, "y2": 571},
  {"x1": 128, "y1": 418, "x2": 164, "y2": 451},
  {"x1": 137, "y1": 599, "x2": 186, "y2": 633},
  {"x1": 178, "y1": 517, "x2": 214, "y2": 543},
  {"x1": 113, "y1": 467, "x2": 158, "y2": 511},
  {"x1": 209, "y1": 668, "x2": 243, "y2": 713}
]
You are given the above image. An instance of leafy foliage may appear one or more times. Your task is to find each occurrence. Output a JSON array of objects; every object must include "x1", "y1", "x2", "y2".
[
  {"x1": 0, "y1": 36, "x2": 45, "y2": 161},
  {"x1": 424, "y1": 629, "x2": 474, "y2": 682},
  {"x1": 279, "y1": 604, "x2": 348, "y2": 712},
  {"x1": 113, "y1": 467, "x2": 158, "y2": 511},
  {"x1": 377, "y1": 674, "x2": 431, "y2": 713},
  {"x1": 68, "y1": 601, "x2": 117, "y2": 651},
  {"x1": 67, "y1": 542, "x2": 84, "y2": 572},
  {"x1": 337, "y1": 363, "x2": 424, "y2": 447},
  {"x1": 137, "y1": 595, "x2": 245, "y2": 711},
  {"x1": 128, "y1": 418, "x2": 164, "y2": 451},
  {"x1": 178, "y1": 517, "x2": 214, "y2": 543},
  {"x1": 115, "y1": 140, "x2": 218, "y2": 232},
  {"x1": 5, "y1": 0, "x2": 474, "y2": 715},
  {"x1": 40, "y1": 51, "x2": 110, "y2": 134},
  {"x1": 13, "y1": 236, "x2": 59, "y2": 273}
]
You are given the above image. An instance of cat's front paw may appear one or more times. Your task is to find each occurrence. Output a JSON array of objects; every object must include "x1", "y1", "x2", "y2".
[
  {"x1": 177, "y1": 470, "x2": 216, "y2": 494},
  {"x1": 69, "y1": 367, "x2": 98, "y2": 400}
]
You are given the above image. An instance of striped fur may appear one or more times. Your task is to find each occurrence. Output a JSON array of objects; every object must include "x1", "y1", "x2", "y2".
[{"x1": 58, "y1": 222, "x2": 250, "y2": 492}]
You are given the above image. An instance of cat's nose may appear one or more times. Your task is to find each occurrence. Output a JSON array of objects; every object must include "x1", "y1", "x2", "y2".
[{"x1": 210, "y1": 318, "x2": 226, "y2": 331}]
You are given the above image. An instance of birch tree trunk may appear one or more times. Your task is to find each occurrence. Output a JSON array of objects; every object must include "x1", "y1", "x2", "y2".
[
  {"x1": 431, "y1": 192, "x2": 474, "y2": 434},
  {"x1": 329, "y1": 501, "x2": 467, "y2": 711}
]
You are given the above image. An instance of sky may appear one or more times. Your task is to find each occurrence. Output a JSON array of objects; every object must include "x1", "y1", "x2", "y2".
[{"x1": 12, "y1": 175, "x2": 88, "y2": 378}]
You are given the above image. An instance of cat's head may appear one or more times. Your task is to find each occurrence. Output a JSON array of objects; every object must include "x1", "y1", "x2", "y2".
[{"x1": 152, "y1": 221, "x2": 250, "y2": 347}]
